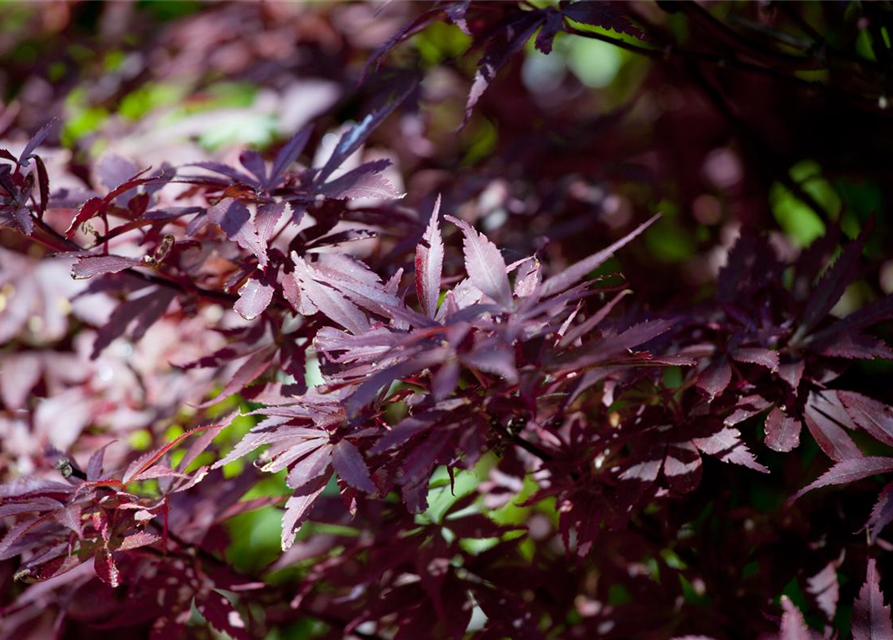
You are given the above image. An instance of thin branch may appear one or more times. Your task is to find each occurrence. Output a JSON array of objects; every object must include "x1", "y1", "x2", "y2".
[
  {"x1": 29, "y1": 215, "x2": 240, "y2": 305},
  {"x1": 563, "y1": 25, "x2": 886, "y2": 114}
]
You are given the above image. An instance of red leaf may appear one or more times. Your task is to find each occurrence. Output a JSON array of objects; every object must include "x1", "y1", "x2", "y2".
[
  {"x1": 94, "y1": 547, "x2": 120, "y2": 588},
  {"x1": 116, "y1": 532, "x2": 161, "y2": 551},
  {"x1": 197, "y1": 591, "x2": 251, "y2": 640}
]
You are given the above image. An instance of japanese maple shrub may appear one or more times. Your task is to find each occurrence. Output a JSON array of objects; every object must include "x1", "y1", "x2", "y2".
[{"x1": 2, "y1": 2, "x2": 893, "y2": 640}]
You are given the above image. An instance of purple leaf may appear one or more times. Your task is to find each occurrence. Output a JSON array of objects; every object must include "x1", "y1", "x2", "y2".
[
  {"x1": 177, "y1": 416, "x2": 232, "y2": 472},
  {"x1": 764, "y1": 407, "x2": 801, "y2": 453},
  {"x1": 186, "y1": 161, "x2": 256, "y2": 185},
  {"x1": 199, "y1": 344, "x2": 276, "y2": 408},
  {"x1": 71, "y1": 255, "x2": 142, "y2": 280},
  {"x1": 807, "y1": 559, "x2": 841, "y2": 622},
  {"x1": 318, "y1": 85, "x2": 413, "y2": 182},
  {"x1": 693, "y1": 427, "x2": 768, "y2": 473},
  {"x1": 207, "y1": 198, "x2": 268, "y2": 267},
  {"x1": 535, "y1": 9, "x2": 564, "y2": 54},
  {"x1": 696, "y1": 357, "x2": 732, "y2": 401},
  {"x1": 86, "y1": 441, "x2": 117, "y2": 481},
  {"x1": 346, "y1": 347, "x2": 448, "y2": 416},
  {"x1": 462, "y1": 347, "x2": 518, "y2": 384},
  {"x1": 54, "y1": 504, "x2": 82, "y2": 538},
  {"x1": 779, "y1": 596, "x2": 813, "y2": 640},
  {"x1": 793, "y1": 457, "x2": 893, "y2": 501},
  {"x1": 853, "y1": 559, "x2": 893, "y2": 640},
  {"x1": 724, "y1": 394, "x2": 771, "y2": 427},
  {"x1": 513, "y1": 256, "x2": 541, "y2": 298},
  {"x1": 370, "y1": 415, "x2": 437, "y2": 454},
  {"x1": 867, "y1": 482, "x2": 893, "y2": 543},
  {"x1": 446, "y1": 215, "x2": 513, "y2": 310},
  {"x1": 317, "y1": 159, "x2": 399, "y2": 200},
  {"x1": 415, "y1": 196, "x2": 444, "y2": 318},
  {"x1": 285, "y1": 444, "x2": 332, "y2": 490},
  {"x1": 540, "y1": 215, "x2": 659, "y2": 297},
  {"x1": 332, "y1": 440, "x2": 376, "y2": 493},
  {"x1": 730, "y1": 347, "x2": 779, "y2": 371},
  {"x1": 19, "y1": 119, "x2": 55, "y2": 166},
  {"x1": 268, "y1": 125, "x2": 312, "y2": 188},
  {"x1": 793, "y1": 222, "x2": 871, "y2": 344},
  {"x1": 809, "y1": 294, "x2": 893, "y2": 348},
  {"x1": 282, "y1": 473, "x2": 330, "y2": 550},
  {"x1": 239, "y1": 150, "x2": 268, "y2": 185},
  {"x1": 838, "y1": 391, "x2": 893, "y2": 448},
  {"x1": 804, "y1": 391, "x2": 863, "y2": 462},
  {"x1": 778, "y1": 359, "x2": 805, "y2": 390},
  {"x1": 65, "y1": 169, "x2": 155, "y2": 238},
  {"x1": 255, "y1": 202, "x2": 287, "y2": 245},
  {"x1": 463, "y1": 12, "x2": 546, "y2": 127},
  {"x1": 292, "y1": 255, "x2": 369, "y2": 335},
  {"x1": 12, "y1": 205, "x2": 32, "y2": 235},
  {"x1": 234, "y1": 273, "x2": 275, "y2": 321}
]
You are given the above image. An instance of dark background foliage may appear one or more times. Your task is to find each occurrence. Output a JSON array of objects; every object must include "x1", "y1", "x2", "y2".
[{"x1": 2, "y1": 2, "x2": 893, "y2": 639}]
